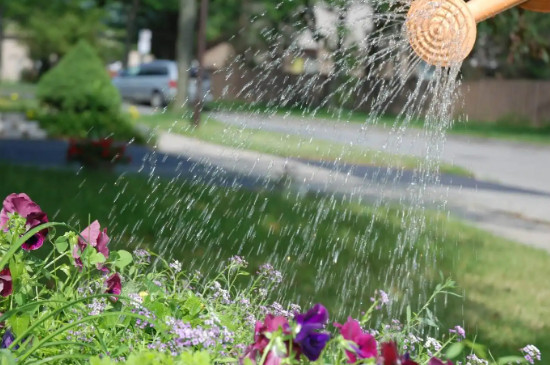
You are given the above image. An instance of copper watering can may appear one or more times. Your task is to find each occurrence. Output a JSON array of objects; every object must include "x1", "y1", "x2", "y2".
[{"x1": 406, "y1": 0, "x2": 550, "y2": 66}]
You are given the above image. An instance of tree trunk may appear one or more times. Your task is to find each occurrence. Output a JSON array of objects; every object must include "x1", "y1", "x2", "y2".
[
  {"x1": 122, "y1": 0, "x2": 140, "y2": 69},
  {"x1": 174, "y1": 0, "x2": 197, "y2": 110},
  {"x1": 0, "y1": 2, "x2": 4, "y2": 82},
  {"x1": 329, "y1": 7, "x2": 346, "y2": 109}
]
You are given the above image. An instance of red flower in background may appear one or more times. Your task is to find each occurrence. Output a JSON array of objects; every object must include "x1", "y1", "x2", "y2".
[{"x1": 66, "y1": 138, "x2": 131, "y2": 168}]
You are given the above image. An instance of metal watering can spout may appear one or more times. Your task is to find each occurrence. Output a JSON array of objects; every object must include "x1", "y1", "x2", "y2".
[{"x1": 406, "y1": 0, "x2": 550, "y2": 67}]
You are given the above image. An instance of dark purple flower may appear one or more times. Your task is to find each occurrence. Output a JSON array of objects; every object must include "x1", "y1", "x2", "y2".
[
  {"x1": 334, "y1": 317, "x2": 377, "y2": 363},
  {"x1": 0, "y1": 193, "x2": 48, "y2": 251},
  {"x1": 0, "y1": 268, "x2": 12, "y2": 298},
  {"x1": 1, "y1": 329, "x2": 14, "y2": 349},
  {"x1": 294, "y1": 304, "x2": 330, "y2": 361},
  {"x1": 106, "y1": 273, "x2": 121, "y2": 299},
  {"x1": 73, "y1": 220, "x2": 110, "y2": 271}
]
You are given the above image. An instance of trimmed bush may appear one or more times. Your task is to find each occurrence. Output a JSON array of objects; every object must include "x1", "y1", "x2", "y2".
[{"x1": 36, "y1": 41, "x2": 142, "y2": 141}]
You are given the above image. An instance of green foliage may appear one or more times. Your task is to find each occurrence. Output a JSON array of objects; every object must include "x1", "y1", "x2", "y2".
[
  {"x1": 90, "y1": 351, "x2": 211, "y2": 365},
  {"x1": 1, "y1": 204, "x2": 522, "y2": 365},
  {"x1": 37, "y1": 110, "x2": 141, "y2": 140},
  {"x1": 35, "y1": 41, "x2": 142, "y2": 140},
  {"x1": 471, "y1": 9, "x2": 550, "y2": 79},
  {"x1": 37, "y1": 41, "x2": 120, "y2": 114}
]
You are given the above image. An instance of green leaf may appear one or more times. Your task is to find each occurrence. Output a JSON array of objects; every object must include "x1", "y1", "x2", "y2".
[
  {"x1": 179, "y1": 351, "x2": 211, "y2": 365},
  {"x1": 216, "y1": 357, "x2": 238, "y2": 363},
  {"x1": 54, "y1": 236, "x2": 69, "y2": 253},
  {"x1": 7, "y1": 314, "x2": 30, "y2": 337},
  {"x1": 243, "y1": 357, "x2": 254, "y2": 365},
  {"x1": 185, "y1": 294, "x2": 204, "y2": 316},
  {"x1": 89, "y1": 252, "x2": 106, "y2": 265},
  {"x1": 8, "y1": 260, "x2": 25, "y2": 282},
  {"x1": 497, "y1": 356, "x2": 526, "y2": 364},
  {"x1": 445, "y1": 342, "x2": 464, "y2": 359},
  {"x1": 464, "y1": 340, "x2": 488, "y2": 359},
  {"x1": 114, "y1": 250, "x2": 133, "y2": 269},
  {"x1": 13, "y1": 293, "x2": 25, "y2": 306},
  {"x1": 147, "y1": 301, "x2": 169, "y2": 320},
  {"x1": 0, "y1": 349, "x2": 17, "y2": 365}
]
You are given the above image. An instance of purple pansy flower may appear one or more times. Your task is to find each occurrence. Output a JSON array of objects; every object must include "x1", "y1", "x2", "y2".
[
  {"x1": 1, "y1": 329, "x2": 14, "y2": 349},
  {"x1": 106, "y1": 273, "x2": 121, "y2": 299},
  {"x1": 0, "y1": 268, "x2": 12, "y2": 298},
  {"x1": 294, "y1": 304, "x2": 330, "y2": 361},
  {"x1": 334, "y1": 317, "x2": 377, "y2": 363},
  {"x1": 0, "y1": 193, "x2": 49, "y2": 251},
  {"x1": 73, "y1": 220, "x2": 110, "y2": 271}
]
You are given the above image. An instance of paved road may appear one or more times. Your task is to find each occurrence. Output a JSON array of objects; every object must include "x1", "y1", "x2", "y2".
[
  {"x1": 211, "y1": 112, "x2": 550, "y2": 250},
  {"x1": 213, "y1": 112, "x2": 550, "y2": 194}
]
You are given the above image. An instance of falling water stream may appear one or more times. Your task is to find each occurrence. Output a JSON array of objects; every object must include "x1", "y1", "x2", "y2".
[{"x1": 105, "y1": 0, "x2": 467, "y2": 326}]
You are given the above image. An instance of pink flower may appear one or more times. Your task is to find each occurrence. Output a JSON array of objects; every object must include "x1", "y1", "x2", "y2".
[
  {"x1": 105, "y1": 273, "x2": 121, "y2": 299},
  {"x1": 0, "y1": 193, "x2": 48, "y2": 251},
  {"x1": 0, "y1": 268, "x2": 12, "y2": 297},
  {"x1": 73, "y1": 220, "x2": 110, "y2": 271},
  {"x1": 242, "y1": 315, "x2": 293, "y2": 365},
  {"x1": 334, "y1": 317, "x2": 377, "y2": 363}
]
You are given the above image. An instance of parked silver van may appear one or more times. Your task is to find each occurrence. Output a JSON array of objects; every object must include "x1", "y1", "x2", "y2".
[{"x1": 112, "y1": 60, "x2": 212, "y2": 107}]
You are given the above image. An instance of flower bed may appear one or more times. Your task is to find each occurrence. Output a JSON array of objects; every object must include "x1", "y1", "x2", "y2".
[
  {"x1": 0, "y1": 193, "x2": 541, "y2": 364},
  {"x1": 67, "y1": 138, "x2": 131, "y2": 170}
]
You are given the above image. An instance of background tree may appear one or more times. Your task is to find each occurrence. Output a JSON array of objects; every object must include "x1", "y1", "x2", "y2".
[
  {"x1": 469, "y1": 8, "x2": 550, "y2": 79},
  {"x1": 174, "y1": 0, "x2": 197, "y2": 109}
]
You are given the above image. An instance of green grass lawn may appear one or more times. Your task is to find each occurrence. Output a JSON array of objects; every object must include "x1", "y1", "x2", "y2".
[
  {"x1": 1, "y1": 163, "x2": 549, "y2": 358},
  {"x1": 138, "y1": 111, "x2": 472, "y2": 177},
  {"x1": 209, "y1": 100, "x2": 550, "y2": 144}
]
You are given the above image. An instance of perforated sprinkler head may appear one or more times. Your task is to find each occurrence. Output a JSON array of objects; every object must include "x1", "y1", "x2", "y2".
[{"x1": 406, "y1": 0, "x2": 550, "y2": 67}]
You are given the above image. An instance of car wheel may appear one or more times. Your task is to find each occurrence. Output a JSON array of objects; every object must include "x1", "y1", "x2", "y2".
[{"x1": 150, "y1": 91, "x2": 164, "y2": 108}]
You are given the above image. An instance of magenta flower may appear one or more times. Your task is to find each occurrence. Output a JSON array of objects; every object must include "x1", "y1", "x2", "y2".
[
  {"x1": 0, "y1": 268, "x2": 12, "y2": 297},
  {"x1": 242, "y1": 315, "x2": 292, "y2": 365},
  {"x1": 429, "y1": 358, "x2": 453, "y2": 365},
  {"x1": 334, "y1": 317, "x2": 377, "y2": 363},
  {"x1": 294, "y1": 304, "x2": 330, "y2": 361},
  {"x1": 73, "y1": 220, "x2": 110, "y2": 271},
  {"x1": 0, "y1": 193, "x2": 49, "y2": 251},
  {"x1": 106, "y1": 273, "x2": 121, "y2": 299},
  {"x1": 381, "y1": 341, "x2": 418, "y2": 365}
]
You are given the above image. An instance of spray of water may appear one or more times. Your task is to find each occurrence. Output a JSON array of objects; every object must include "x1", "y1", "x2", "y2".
[{"x1": 100, "y1": 0, "x2": 468, "y2": 324}]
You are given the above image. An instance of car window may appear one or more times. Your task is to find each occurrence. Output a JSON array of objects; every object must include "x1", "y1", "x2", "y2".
[
  {"x1": 119, "y1": 67, "x2": 139, "y2": 77},
  {"x1": 137, "y1": 65, "x2": 169, "y2": 76}
]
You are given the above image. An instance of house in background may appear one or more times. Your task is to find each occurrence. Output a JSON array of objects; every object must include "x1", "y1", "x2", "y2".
[
  {"x1": 1, "y1": 27, "x2": 33, "y2": 81},
  {"x1": 285, "y1": 1, "x2": 374, "y2": 76}
]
